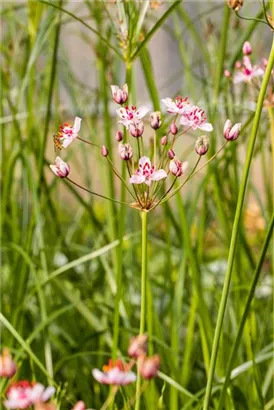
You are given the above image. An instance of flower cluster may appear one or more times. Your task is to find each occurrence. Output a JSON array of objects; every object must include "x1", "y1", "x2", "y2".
[
  {"x1": 4, "y1": 381, "x2": 55, "y2": 409},
  {"x1": 50, "y1": 84, "x2": 240, "y2": 212}
]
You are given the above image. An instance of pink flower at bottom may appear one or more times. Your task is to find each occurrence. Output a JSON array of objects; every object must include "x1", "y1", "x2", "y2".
[
  {"x1": 71, "y1": 401, "x2": 86, "y2": 410},
  {"x1": 0, "y1": 348, "x2": 17, "y2": 378},
  {"x1": 5, "y1": 382, "x2": 55, "y2": 409},
  {"x1": 92, "y1": 360, "x2": 136, "y2": 386},
  {"x1": 129, "y1": 157, "x2": 167, "y2": 186}
]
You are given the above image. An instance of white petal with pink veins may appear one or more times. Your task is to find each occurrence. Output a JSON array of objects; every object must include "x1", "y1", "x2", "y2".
[
  {"x1": 139, "y1": 156, "x2": 151, "y2": 168},
  {"x1": 129, "y1": 175, "x2": 146, "y2": 184},
  {"x1": 150, "y1": 169, "x2": 167, "y2": 182},
  {"x1": 199, "y1": 122, "x2": 213, "y2": 132},
  {"x1": 73, "y1": 117, "x2": 82, "y2": 134},
  {"x1": 135, "y1": 106, "x2": 150, "y2": 119}
]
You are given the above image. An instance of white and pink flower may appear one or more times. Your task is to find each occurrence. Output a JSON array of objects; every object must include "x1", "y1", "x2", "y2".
[
  {"x1": 116, "y1": 106, "x2": 150, "y2": 128},
  {"x1": 4, "y1": 381, "x2": 55, "y2": 409},
  {"x1": 92, "y1": 360, "x2": 136, "y2": 386},
  {"x1": 161, "y1": 96, "x2": 189, "y2": 115},
  {"x1": 0, "y1": 348, "x2": 17, "y2": 378},
  {"x1": 234, "y1": 56, "x2": 264, "y2": 84},
  {"x1": 111, "y1": 84, "x2": 128, "y2": 105},
  {"x1": 58, "y1": 117, "x2": 82, "y2": 148},
  {"x1": 169, "y1": 159, "x2": 188, "y2": 177},
  {"x1": 180, "y1": 105, "x2": 213, "y2": 132},
  {"x1": 129, "y1": 157, "x2": 167, "y2": 186},
  {"x1": 139, "y1": 355, "x2": 160, "y2": 380},
  {"x1": 50, "y1": 157, "x2": 70, "y2": 178}
]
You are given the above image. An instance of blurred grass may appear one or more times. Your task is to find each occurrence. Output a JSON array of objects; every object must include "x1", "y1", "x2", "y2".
[{"x1": 1, "y1": 1, "x2": 273, "y2": 409}]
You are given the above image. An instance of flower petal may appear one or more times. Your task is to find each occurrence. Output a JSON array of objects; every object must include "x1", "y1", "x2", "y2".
[
  {"x1": 198, "y1": 122, "x2": 213, "y2": 132},
  {"x1": 41, "y1": 386, "x2": 55, "y2": 402},
  {"x1": 92, "y1": 369, "x2": 106, "y2": 383},
  {"x1": 138, "y1": 156, "x2": 151, "y2": 168},
  {"x1": 150, "y1": 169, "x2": 167, "y2": 181},
  {"x1": 73, "y1": 117, "x2": 82, "y2": 134},
  {"x1": 135, "y1": 106, "x2": 150, "y2": 119},
  {"x1": 129, "y1": 175, "x2": 146, "y2": 184}
]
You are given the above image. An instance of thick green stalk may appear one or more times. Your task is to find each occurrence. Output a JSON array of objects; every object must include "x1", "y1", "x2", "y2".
[
  {"x1": 218, "y1": 212, "x2": 274, "y2": 408},
  {"x1": 135, "y1": 210, "x2": 148, "y2": 410},
  {"x1": 203, "y1": 38, "x2": 274, "y2": 410}
]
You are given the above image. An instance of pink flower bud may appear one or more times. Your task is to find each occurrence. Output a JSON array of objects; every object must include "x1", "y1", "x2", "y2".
[
  {"x1": 110, "y1": 84, "x2": 128, "y2": 105},
  {"x1": 101, "y1": 145, "x2": 109, "y2": 157},
  {"x1": 150, "y1": 111, "x2": 162, "y2": 130},
  {"x1": 235, "y1": 60, "x2": 242, "y2": 69},
  {"x1": 168, "y1": 149, "x2": 175, "y2": 159},
  {"x1": 128, "y1": 335, "x2": 148, "y2": 358},
  {"x1": 170, "y1": 122, "x2": 178, "y2": 135},
  {"x1": 50, "y1": 157, "x2": 70, "y2": 178},
  {"x1": 169, "y1": 159, "x2": 188, "y2": 177},
  {"x1": 129, "y1": 120, "x2": 144, "y2": 138},
  {"x1": 161, "y1": 135, "x2": 167, "y2": 145},
  {"x1": 115, "y1": 130, "x2": 123, "y2": 142},
  {"x1": 139, "y1": 355, "x2": 160, "y2": 380},
  {"x1": 71, "y1": 401, "x2": 86, "y2": 410},
  {"x1": 0, "y1": 348, "x2": 16, "y2": 378},
  {"x1": 119, "y1": 142, "x2": 133, "y2": 160},
  {"x1": 224, "y1": 69, "x2": 231, "y2": 78},
  {"x1": 223, "y1": 119, "x2": 232, "y2": 139},
  {"x1": 242, "y1": 41, "x2": 252, "y2": 55},
  {"x1": 226, "y1": 123, "x2": 241, "y2": 141},
  {"x1": 195, "y1": 135, "x2": 209, "y2": 156}
]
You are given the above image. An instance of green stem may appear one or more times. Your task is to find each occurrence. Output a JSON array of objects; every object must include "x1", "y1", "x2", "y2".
[
  {"x1": 203, "y1": 37, "x2": 274, "y2": 410},
  {"x1": 135, "y1": 210, "x2": 148, "y2": 410},
  {"x1": 218, "y1": 212, "x2": 274, "y2": 408}
]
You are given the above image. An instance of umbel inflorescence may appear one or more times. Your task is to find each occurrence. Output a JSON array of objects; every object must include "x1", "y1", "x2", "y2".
[{"x1": 50, "y1": 85, "x2": 241, "y2": 211}]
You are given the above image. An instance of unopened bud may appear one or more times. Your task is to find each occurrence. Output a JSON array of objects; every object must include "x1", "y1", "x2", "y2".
[
  {"x1": 71, "y1": 401, "x2": 86, "y2": 410},
  {"x1": 128, "y1": 334, "x2": 148, "y2": 358},
  {"x1": 235, "y1": 61, "x2": 242, "y2": 69},
  {"x1": 101, "y1": 145, "x2": 108, "y2": 157},
  {"x1": 168, "y1": 149, "x2": 175, "y2": 159},
  {"x1": 195, "y1": 135, "x2": 209, "y2": 156},
  {"x1": 115, "y1": 130, "x2": 123, "y2": 142},
  {"x1": 169, "y1": 158, "x2": 188, "y2": 177},
  {"x1": 225, "y1": 123, "x2": 241, "y2": 141},
  {"x1": 119, "y1": 142, "x2": 133, "y2": 160},
  {"x1": 0, "y1": 348, "x2": 17, "y2": 378},
  {"x1": 224, "y1": 69, "x2": 231, "y2": 78},
  {"x1": 129, "y1": 120, "x2": 144, "y2": 138},
  {"x1": 170, "y1": 122, "x2": 178, "y2": 135},
  {"x1": 161, "y1": 135, "x2": 167, "y2": 146},
  {"x1": 227, "y1": 0, "x2": 243, "y2": 11},
  {"x1": 139, "y1": 355, "x2": 160, "y2": 380},
  {"x1": 150, "y1": 111, "x2": 162, "y2": 130},
  {"x1": 242, "y1": 41, "x2": 252, "y2": 55},
  {"x1": 110, "y1": 84, "x2": 128, "y2": 105}
]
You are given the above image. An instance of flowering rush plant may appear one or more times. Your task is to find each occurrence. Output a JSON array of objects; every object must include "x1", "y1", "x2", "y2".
[{"x1": 50, "y1": 85, "x2": 239, "y2": 211}]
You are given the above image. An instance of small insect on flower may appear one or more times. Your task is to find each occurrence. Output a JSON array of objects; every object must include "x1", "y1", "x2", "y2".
[
  {"x1": 92, "y1": 360, "x2": 136, "y2": 386},
  {"x1": 227, "y1": 0, "x2": 243, "y2": 11},
  {"x1": 53, "y1": 134, "x2": 62, "y2": 152}
]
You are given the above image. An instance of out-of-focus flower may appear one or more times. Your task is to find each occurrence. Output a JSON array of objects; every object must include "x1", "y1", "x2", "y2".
[
  {"x1": 129, "y1": 157, "x2": 167, "y2": 186},
  {"x1": 101, "y1": 145, "x2": 109, "y2": 157},
  {"x1": 170, "y1": 122, "x2": 178, "y2": 135},
  {"x1": 234, "y1": 56, "x2": 264, "y2": 84},
  {"x1": 50, "y1": 157, "x2": 70, "y2": 178},
  {"x1": 161, "y1": 135, "x2": 167, "y2": 145},
  {"x1": 150, "y1": 111, "x2": 162, "y2": 130},
  {"x1": 224, "y1": 69, "x2": 231, "y2": 78},
  {"x1": 129, "y1": 120, "x2": 145, "y2": 138},
  {"x1": 119, "y1": 142, "x2": 133, "y2": 160},
  {"x1": 5, "y1": 382, "x2": 55, "y2": 410},
  {"x1": 169, "y1": 159, "x2": 188, "y2": 177},
  {"x1": 71, "y1": 401, "x2": 86, "y2": 410},
  {"x1": 242, "y1": 41, "x2": 252, "y2": 55},
  {"x1": 116, "y1": 106, "x2": 150, "y2": 128},
  {"x1": 223, "y1": 119, "x2": 241, "y2": 141},
  {"x1": 128, "y1": 335, "x2": 148, "y2": 358},
  {"x1": 161, "y1": 96, "x2": 189, "y2": 114},
  {"x1": 111, "y1": 84, "x2": 128, "y2": 105},
  {"x1": 139, "y1": 355, "x2": 160, "y2": 379},
  {"x1": 227, "y1": 0, "x2": 243, "y2": 11},
  {"x1": 35, "y1": 403, "x2": 57, "y2": 410},
  {"x1": 0, "y1": 348, "x2": 16, "y2": 378},
  {"x1": 235, "y1": 61, "x2": 242, "y2": 69},
  {"x1": 195, "y1": 135, "x2": 209, "y2": 155},
  {"x1": 180, "y1": 105, "x2": 213, "y2": 132},
  {"x1": 58, "y1": 117, "x2": 81, "y2": 148},
  {"x1": 92, "y1": 360, "x2": 136, "y2": 385},
  {"x1": 115, "y1": 130, "x2": 123, "y2": 142}
]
